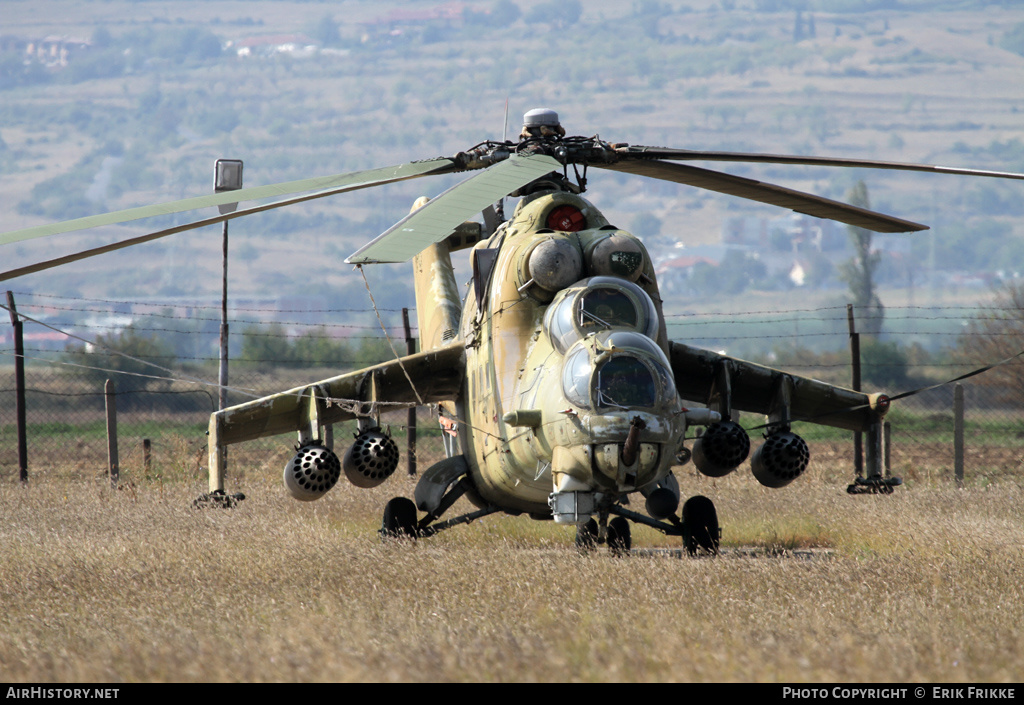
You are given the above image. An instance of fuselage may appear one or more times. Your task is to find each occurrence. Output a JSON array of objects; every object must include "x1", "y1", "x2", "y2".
[{"x1": 415, "y1": 189, "x2": 689, "y2": 517}]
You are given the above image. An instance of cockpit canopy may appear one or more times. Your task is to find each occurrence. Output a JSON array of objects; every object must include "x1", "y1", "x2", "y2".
[
  {"x1": 561, "y1": 331, "x2": 677, "y2": 411},
  {"x1": 544, "y1": 277, "x2": 659, "y2": 354}
]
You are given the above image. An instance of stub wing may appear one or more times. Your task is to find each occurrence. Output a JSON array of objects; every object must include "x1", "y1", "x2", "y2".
[
  {"x1": 669, "y1": 341, "x2": 887, "y2": 433},
  {"x1": 210, "y1": 342, "x2": 466, "y2": 447}
]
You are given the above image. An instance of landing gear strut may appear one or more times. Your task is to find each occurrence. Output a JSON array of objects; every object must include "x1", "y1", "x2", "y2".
[
  {"x1": 378, "y1": 456, "x2": 501, "y2": 540},
  {"x1": 379, "y1": 492, "x2": 501, "y2": 540},
  {"x1": 608, "y1": 493, "x2": 720, "y2": 557}
]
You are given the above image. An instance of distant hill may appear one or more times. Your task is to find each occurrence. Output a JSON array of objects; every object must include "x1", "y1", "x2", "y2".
[{"x1": 2, "y1": 0, "x2": 1023, "y2": 309}]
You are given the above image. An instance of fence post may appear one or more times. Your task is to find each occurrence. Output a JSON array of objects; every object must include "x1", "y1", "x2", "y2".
[
  {"x1": 143, "y1": 438, "x2": 152, "y2": 476},
  {"x1": 105, "y1": 379, "x2": 118, "y2": 488},
  {"x1": 5, "y1": 291, "x2": 28, "y2": 483},
  {"x1": 847, "y1": 304, "x2": 863, "y2": 478},
  {"x1": 953, "y1": 383, "x2": 964, "y2": 488}
]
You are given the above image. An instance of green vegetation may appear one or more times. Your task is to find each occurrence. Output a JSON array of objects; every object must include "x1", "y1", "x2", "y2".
[
  {"x1": 839, "y1": 182, "x2": 885, "y2": 336},
  {"x1": 954, "y1": 279, "x2": 1024, "y2": 401},
  {"x1": 5, "y1": 1, "x2": 1022, "y2": 281},
  {"x1": 62, "y1": 324, "x2": 177, "y2": 388},
  {"x1": 2, "y1": 1, "x2": 1023, "y2": 379},
  {"x1": 783, "y1": 402, "x2": 1024, "y2": 445},
  {"x1": 239, "y1": 325, "x2": 395, "y2": 371}
]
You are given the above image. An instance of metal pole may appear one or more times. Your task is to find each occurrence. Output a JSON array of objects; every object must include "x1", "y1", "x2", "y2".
[
  {"x1": 219, "y1": 220, "x2": 229, "y2": 411},
  {"x1": 6, "y1": 291, "x2": 28, "y2": 483},
  {"x1": 848, "y1": 304, "x2": 863, "y2": 479},
  {"x1": 213, "y1": 158, "x2": 242, "y2": 412},
  {"x1": 403, "y1": 307, "x2": 417, "y2": 476}
]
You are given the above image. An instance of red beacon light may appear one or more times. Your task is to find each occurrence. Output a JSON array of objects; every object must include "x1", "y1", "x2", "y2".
[{"x1": 546, "y1": 205, "x2": 586, "y2": 232}]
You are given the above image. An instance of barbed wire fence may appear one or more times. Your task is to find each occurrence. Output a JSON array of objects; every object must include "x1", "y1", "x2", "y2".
[
  {"x1": 0, "y1": 291, "x2": 449, "y2": 483},
  {"x1": 2, "y1": 291, "x2": 1023, "y2": 486}
]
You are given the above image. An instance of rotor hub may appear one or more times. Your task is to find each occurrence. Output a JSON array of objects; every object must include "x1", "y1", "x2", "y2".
[{"x1": 521, "y1": 108, "x2": 565, "y2": 140}]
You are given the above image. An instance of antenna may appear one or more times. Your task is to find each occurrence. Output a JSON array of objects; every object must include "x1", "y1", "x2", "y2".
[
  {"x1": 493, "y1": 97, "x2": 510, "y2": 224},
  {"x1": 502, "y1": 97, "x2": 509, "y2": 143}
]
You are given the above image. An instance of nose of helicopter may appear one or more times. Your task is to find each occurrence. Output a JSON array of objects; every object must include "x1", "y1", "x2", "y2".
[
  {"x1": 546, "y1": 411, "x2": 678, "y2": 524},
  {"x1": 549, "y1": 439, "x2": 664, "y2": 492}
]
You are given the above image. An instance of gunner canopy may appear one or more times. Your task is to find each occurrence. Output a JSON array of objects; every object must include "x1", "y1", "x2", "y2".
[{"x1": 544, "y1": 276, "x2": 659, "y2": 354}]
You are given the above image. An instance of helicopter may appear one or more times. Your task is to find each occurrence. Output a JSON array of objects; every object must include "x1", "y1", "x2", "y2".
[{"x1": 4, "y1": 107, "x2": 1024, "y2": 554}]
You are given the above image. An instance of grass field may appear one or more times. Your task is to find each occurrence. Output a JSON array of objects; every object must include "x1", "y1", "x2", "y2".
[{"x1": 2, "y1": 444, "x2": 1022, "y2": 683}]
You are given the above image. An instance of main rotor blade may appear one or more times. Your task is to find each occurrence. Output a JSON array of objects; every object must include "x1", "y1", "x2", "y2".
[
  {"x1": 597, "y1": 160, "x2": 927, "y2": 233},
  {"x1": 618, "y1": 146, "x2": 1024, "y2": 181},
  {"x1": 0, "y1": 158, "x2": 460, "y2": 247},
  {"x1": 347, "y1": 153, "x2": 562, "y2": 264},
  {"x1": 0, "y1": 159, "x2": 460, "y2": 283}
]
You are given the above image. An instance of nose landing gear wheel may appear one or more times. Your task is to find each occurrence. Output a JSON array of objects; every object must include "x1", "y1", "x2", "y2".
[
  {"x1": 381, "y1": 496, "x2": 419, "y2": 539},
  {"x1": 575, "y1": 518, "x2": 598, "y2": 553},
  {"x1": 607, "y1": 516, "x2": 631, "y2": 556},
  {"x1": 682, "y1": 495, "x2": 719, "y2": 556}
]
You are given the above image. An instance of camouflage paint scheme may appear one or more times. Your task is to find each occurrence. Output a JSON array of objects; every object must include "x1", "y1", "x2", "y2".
[{"x1": 207, "y1": 187, "x2": 888, "y2": 520}]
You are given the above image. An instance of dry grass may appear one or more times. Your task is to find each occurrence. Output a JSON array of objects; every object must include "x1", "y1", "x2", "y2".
[{"x1": 2, "y1": 442, "x2": 1024, "y2": 683}]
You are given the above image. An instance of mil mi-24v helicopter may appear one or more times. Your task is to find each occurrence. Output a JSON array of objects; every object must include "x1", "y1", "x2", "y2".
[{"x1": 4, "y1": 108, "x2": 1024, "y2": 553}]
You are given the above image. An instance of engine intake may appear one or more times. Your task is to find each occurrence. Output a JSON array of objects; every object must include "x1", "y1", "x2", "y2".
[
  {"x1": 284, "y1": 442, "x2": 342, "y2": 501},
  {"x1": 751, "y1": 431, "x2": 809, "y2": 488},
  {"x1": 343, "y1": 427, "x2": 400, "y2": 488},
  {"x1": 692, "y1": 421, "x2": 750, "y2": 477}
]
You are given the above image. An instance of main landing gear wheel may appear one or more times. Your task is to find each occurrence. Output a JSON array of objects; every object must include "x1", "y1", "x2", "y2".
[
  {"x1": 682, "y1": 495, "x2": 720, "y2": 556},
  {"x1": 607, "y1": 516, "x2": 632, "y2": 556},
  {"x1": 381, "y1": 496, "x2": 419, "y2": 539}
]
